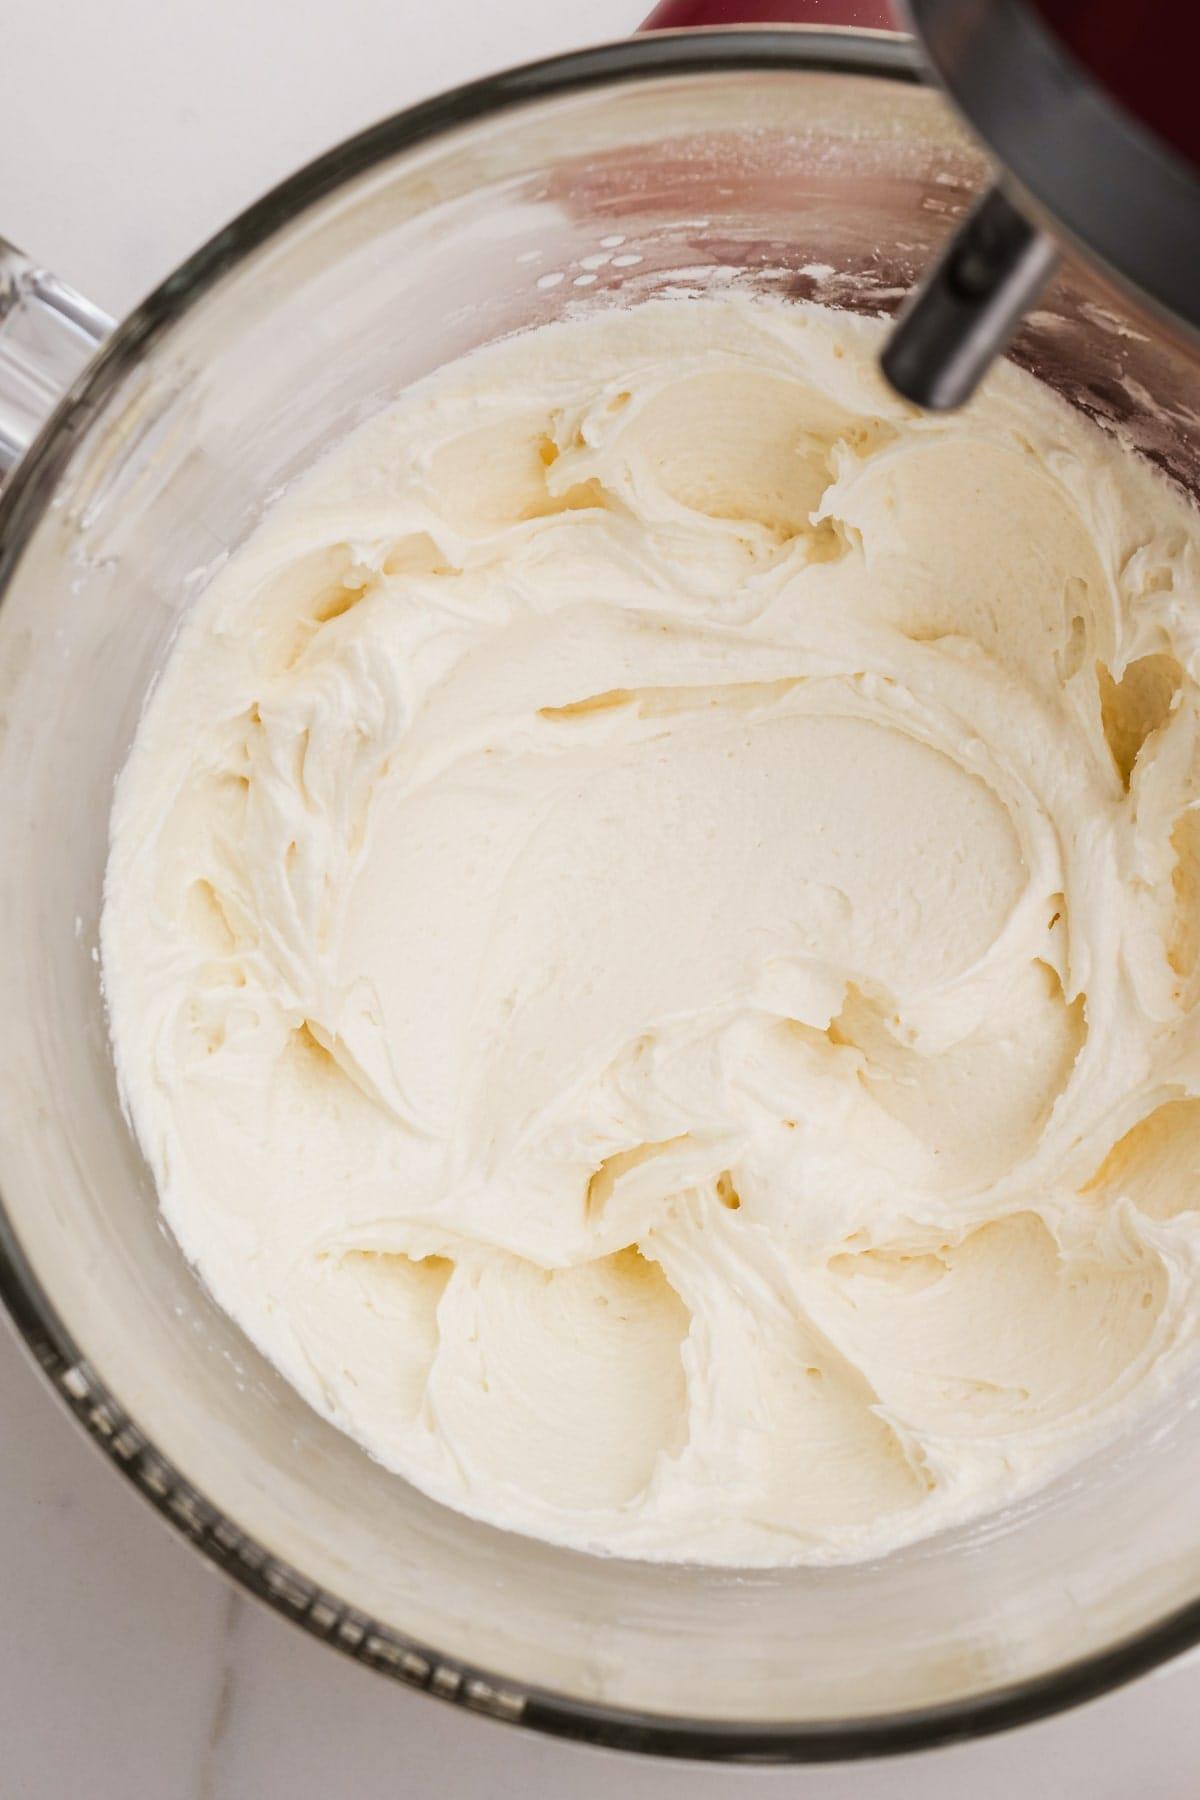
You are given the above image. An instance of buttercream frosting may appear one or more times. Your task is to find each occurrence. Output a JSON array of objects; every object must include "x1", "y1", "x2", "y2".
[{"x1": 103, "y1": 298, "x2": 1200, "y2": 1563}]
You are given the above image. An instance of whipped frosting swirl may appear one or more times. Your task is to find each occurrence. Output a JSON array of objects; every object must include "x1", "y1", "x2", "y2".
[{"x1": 103, "y1": 298, "x2": 1200, "y2": 1563}]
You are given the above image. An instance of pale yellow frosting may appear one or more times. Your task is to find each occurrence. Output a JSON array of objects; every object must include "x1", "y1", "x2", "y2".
[{"x1": 103, "y1": 298, "x2": 1200, "y2": 1564}]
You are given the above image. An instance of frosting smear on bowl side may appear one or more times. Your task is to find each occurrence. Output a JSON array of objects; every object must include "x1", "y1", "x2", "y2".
[{"x1": 103, "y1": 298, "x2": 1200, "y2": 1564}]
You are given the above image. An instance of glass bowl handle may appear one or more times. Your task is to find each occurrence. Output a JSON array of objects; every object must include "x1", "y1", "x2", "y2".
[{"x1": 0, "y1": 240, "x2": 112, "y2": 489}]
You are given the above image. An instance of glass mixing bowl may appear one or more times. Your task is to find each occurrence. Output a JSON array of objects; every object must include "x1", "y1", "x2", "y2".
[{"x1": 2, "y1": 27, "x2": 1200, "y2": 1765}]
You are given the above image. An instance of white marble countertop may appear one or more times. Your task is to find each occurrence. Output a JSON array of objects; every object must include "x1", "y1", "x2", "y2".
[{"x1": 3, "y1": 2, "x2": 1200, "y2": 1793}]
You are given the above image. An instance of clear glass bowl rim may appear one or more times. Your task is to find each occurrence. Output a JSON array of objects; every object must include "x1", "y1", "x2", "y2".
[{"x1": 3, "y1": 23, "x2": 1199, "y2": 1765}]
